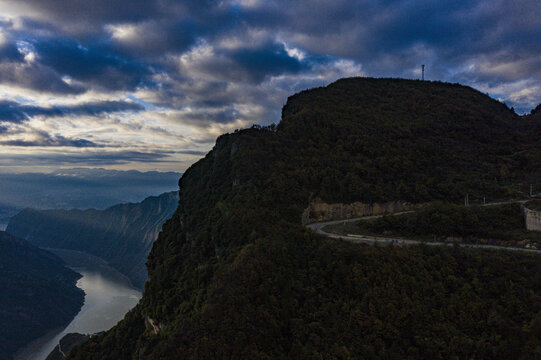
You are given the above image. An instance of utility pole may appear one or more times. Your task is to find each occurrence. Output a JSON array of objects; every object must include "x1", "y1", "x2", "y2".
[
  {"x1": 530, "y1": 184, "x2": 533, "y2": 197},
  {"x1": 483, "y1": 196, "x2": 486, "y2": 205},
  {"x1": 465, "y1": 193, "x2": 469, "y2": 207},
  {"x1": 422, "y1": 64, "x2": 425, "y2": 81}
]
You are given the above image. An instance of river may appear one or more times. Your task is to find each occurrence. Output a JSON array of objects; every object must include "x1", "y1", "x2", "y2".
[{"x1": 14, "y1": 249, "x2": 142, "y2": 360}]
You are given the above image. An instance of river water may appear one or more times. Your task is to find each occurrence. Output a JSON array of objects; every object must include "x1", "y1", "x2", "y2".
[{"x1": 14, "y1": 249, "x2": 142, "y2": 360}]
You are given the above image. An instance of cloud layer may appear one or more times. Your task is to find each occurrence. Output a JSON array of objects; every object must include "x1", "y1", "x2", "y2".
[{"x1": 0, "y1": 0, "x2": 540, "y2": 171}]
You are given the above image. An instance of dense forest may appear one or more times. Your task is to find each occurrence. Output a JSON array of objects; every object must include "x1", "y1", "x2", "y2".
[
  {"x1": 69, "y1": 78, "x2": 541, "y2": 359},
  {"x1": 7, "y1": 191, "x2": 178, "y2": 288},
  {"x1": 0, "y1": 231, "x2": 84, "y2": 359}
]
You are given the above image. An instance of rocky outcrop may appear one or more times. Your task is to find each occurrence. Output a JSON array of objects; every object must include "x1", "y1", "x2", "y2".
[
  {"x1": 144, "y1": 316, "x2": 163, "y2": 335},
  {"x1": 302, "y1": 199, "x2": 426, "y2": 224}
]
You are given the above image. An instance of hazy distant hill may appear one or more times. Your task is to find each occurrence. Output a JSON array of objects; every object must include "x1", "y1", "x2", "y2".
[
  {"x1": 0, "y1": 168, "x2": 181, "y2": 226},
  {"x1": 0, "y1": 232, "x2": 84, "y2": 360},
  {"x1": 7, "y1": 191, "x2": 179, "y2": 289},
  {"x1": 69, "y1": 78, "x2": 541, "y2": 359}
]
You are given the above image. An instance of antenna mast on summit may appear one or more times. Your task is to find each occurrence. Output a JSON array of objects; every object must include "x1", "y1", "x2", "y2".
[{"x1": 422, "y1": 64, "x2": 425, "y2": 81}]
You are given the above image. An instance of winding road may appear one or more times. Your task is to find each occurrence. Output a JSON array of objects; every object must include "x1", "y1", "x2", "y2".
[{"x1": 306, "y1": 202, "x2": 541, "y2": 254}]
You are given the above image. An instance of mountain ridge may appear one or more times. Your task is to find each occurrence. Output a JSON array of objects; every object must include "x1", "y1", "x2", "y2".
[{"x1": 69, "y1": 78, "x2": 541, "y2": 359}]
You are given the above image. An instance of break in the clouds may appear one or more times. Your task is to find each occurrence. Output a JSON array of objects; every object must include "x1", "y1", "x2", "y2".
[
  {"x1": 0, "y1": 100, "x2": 144, "y2": 123},
  {"x1": 0, "y1": 0, "x2": 540, "y2": 171}
]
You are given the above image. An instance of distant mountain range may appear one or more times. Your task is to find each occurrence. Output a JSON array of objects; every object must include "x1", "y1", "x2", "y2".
[
  {"x1": 7, "y1": 191, "x2": 179, "y2": 289},
  {"x1": 0, "y1": 168, "x2": 181, "y2": 226},
  {"x1": 0, "y1": 232, "x2": 84, "y2": 360}
]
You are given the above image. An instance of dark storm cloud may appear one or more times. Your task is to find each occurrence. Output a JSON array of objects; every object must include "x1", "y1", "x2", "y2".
[
  {"x1": 42, "y1": 150, "x2": 173, "y2": 165},
  {"x1": 0, "y1": 134, "x2": 100, "y2": 148},
  {"x1": 110, "y1": 20, "x2": 202, "y2": 56},
  {"x1": 228, "y1": 43, "x2": 307, "y2": 82},
  {"x1": 33, "y1": 38, "x2": 154, "y2": 91},
  {"x1": 0, "y1": 100, "x2": 144, "y2": 122},
  {"x1": 176, "y1": 150, "x2": 207, "y2": 156},
  {"x1": 4, "y1": 0, "x2": 170, "y2": 28},
  {"x1": 2, "y1": 0, "x2": 537, "y2": 96},
  {"x1": 230, "y1": 0, "x2": 541, "y2": 82},
  {"x1": 0, "y1": 150, "x2": 174, "y2": 166},
  {"x1": 0, "y1": 30, "x2": 88, "y2": 94},
  {"x1": 1, "y1": 0, "x2": 226, "y2": 37},
  {"x1": 0, "y1": 42, "x2": 23, "y2": 62},
  {"x1": 0, "y1": 61, "x2": 86, "y2": 94}
]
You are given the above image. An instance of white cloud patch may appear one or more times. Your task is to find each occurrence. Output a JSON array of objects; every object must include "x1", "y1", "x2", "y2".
[{"x1": 0, "y1": 0, "x2": 540, "y2": 171}]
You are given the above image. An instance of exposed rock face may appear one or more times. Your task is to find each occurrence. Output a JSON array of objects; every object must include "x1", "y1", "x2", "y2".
[
  {"x1": 144, "y1": 316, "x2": 163, "y2": 335},
  {"x1": 302, "y1": 199, "x2": 426, "y2": 224}
]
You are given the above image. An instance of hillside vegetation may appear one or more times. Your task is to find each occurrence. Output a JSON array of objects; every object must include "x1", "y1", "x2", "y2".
[
  {"x1": 69, "y1": 78, "x2": 541, "y2": 359},
  {"x1": 0, "y1": 232, "x2": 84, "y2": 359},
  {"x1": 7, "y1": 192, "x2": 178, "y2": 288}
]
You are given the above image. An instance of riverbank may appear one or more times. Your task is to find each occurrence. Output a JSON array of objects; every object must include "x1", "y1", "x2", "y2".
[
  {"x1": 14, "y1": 249, "x2": 142, "y2": 360},
  {"x1": 45, "y1": 248, "x2": 139, "y2": 290}
]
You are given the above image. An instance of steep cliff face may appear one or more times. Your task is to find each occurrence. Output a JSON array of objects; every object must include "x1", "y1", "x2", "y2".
[
  {"x1": 0, "y1": 232, "x2": 84, "y2": 359},
  {"x1": 69, "y1": 78, "x2": 541, "y2": 359},
  {"x1": 7, "y1": 191, "x2": 178, "y2": 289}
]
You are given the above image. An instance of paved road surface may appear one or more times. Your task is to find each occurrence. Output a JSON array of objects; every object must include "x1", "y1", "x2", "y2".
[{"x1": 306, "y1": 201, "x2": 541, "y2": 254}]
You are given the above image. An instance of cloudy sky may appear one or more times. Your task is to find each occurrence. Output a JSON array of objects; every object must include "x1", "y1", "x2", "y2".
[{"x1": 0, "y1": 0, "x2": 540, "y2": 173}]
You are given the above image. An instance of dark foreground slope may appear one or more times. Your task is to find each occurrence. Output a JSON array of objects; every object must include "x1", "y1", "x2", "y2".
[
  {"x1": 46, "y1": 333, "x2": 89, "y2": 360},
  {"x1": 0, "y1": 232, "x2": 84, "y2": 359},
  {"x1": 69, "y1": 78, "x2": 541, "y2": 359},
  {"x1": 7, "y1": 192, "x2": 178, "y2": 289}
]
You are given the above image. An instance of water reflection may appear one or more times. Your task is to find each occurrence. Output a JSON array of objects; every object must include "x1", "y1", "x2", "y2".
[
  {"x1": 15, "y1": 254, "x2": 142, "y2": 360},
  {"x1": 54, "y1": 268, "x2": 140, "y2": 335}
]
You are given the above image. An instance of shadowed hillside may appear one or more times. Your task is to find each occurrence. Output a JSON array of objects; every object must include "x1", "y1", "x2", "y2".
[
  {"x1": 69, "y1": 78, "x2": 541, "y2": 359},
  {"x1": 0, "y1": 232, "x2": 84, "y2": 360}
]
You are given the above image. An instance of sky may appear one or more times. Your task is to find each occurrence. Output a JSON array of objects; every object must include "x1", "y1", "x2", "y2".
[{"x1": 0, "y1": 0, "x2": 540, "y2": 173}]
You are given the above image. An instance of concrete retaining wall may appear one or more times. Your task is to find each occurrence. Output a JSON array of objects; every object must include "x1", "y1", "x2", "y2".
[
  {"x1": 524, "y1": 206, "x2": 541, "y2": 231},
  {"x1": 302, "y1": 199, "x2": 427, "y2": 225}
]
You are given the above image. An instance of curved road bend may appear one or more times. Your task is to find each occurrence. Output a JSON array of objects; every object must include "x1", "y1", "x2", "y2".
[{"x1": 306, "y1": 205, "x2": 541, "y2": 254}]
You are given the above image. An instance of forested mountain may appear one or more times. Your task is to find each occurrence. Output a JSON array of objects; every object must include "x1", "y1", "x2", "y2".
[
  {"x1": 69, "y1": 78, "x2": 541, "y2": 359},
  {"x1": 7, "y1": 191, "x2": 179, "y2": 289},
  {"x1": 0, "y1": 232, "x2": 84, "y2": 360}
]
